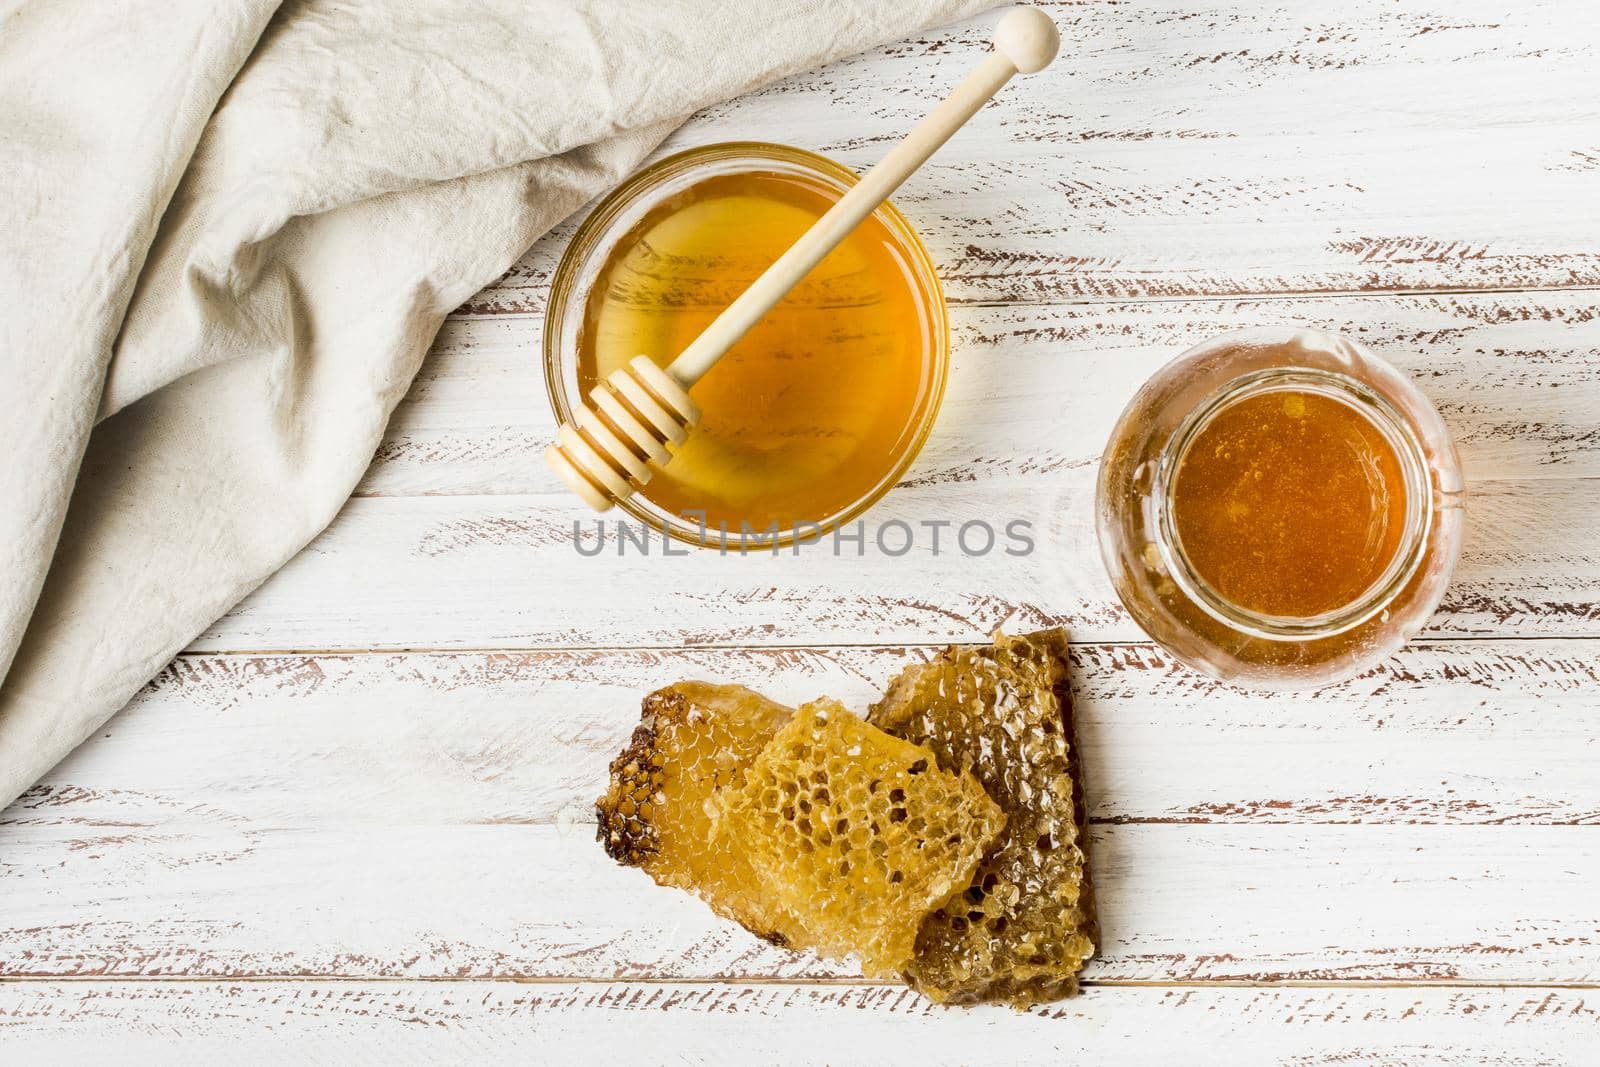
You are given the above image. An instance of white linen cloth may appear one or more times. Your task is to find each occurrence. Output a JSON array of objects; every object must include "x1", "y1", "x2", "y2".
[{"x1": 0, "y1": 0, "x2": 996, "y2": 808}]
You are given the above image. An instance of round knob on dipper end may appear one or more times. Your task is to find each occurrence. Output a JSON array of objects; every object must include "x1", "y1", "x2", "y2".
[
  {"x1": 993, "y1": 6, "x2": 1060, "y2": 74},
  {"x1": 541, "y1": 8, "x2": 1053, "y2": 515}
]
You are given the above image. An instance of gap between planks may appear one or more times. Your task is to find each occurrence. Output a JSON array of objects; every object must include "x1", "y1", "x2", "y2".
[
  {"x1": 171, "y1": 635, "x2": 1600, "y2": 657},
  {"x1": 5, "y1": 975, "x2": 1597, "y2": 990},
  {"x1": 445, "y1": 280, "x2": 1600, "y2": 321}
]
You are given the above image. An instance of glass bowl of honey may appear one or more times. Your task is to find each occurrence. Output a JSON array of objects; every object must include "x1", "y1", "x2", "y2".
[
  {"x1": 544, "y1": 142, "x2": 949, "y2": 547},
  {"x1": 1095, "y1": 327, "x2": 1465, "y2": 690}
]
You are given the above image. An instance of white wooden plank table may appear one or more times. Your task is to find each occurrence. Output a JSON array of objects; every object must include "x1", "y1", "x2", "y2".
[{"x1": 4, "y1": 1, "x2": 1599, "y2": 1060}]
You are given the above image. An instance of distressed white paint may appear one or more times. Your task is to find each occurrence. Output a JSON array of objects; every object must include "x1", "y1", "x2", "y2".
[
  {"x1": 5, "y1": 0, "x2": 1600, "y2": 1058},
  {"x1": 8, "y1": 642, "x2": 1598, "y2": 829},
  {"x1": 186, "y1": 477, "x2": 1599, "y2": 650},
  {"x1": 3, "y1": 822, "x2": 1598, "y2": 982},
  {"x1": 228, "y1": 290, "x2": 1600, "y2": 650},
  {"x1": 470, "y1": 0, "x2": 1600, "y2": 311},
  {"x1": 1, "y1": 983, "x2": 1595, "y2": 1063},
  {"x1": 368, "y1": 292, "x2": 1600, "y2": 499}
]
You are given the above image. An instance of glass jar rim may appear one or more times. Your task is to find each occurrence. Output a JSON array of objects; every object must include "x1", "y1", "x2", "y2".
[
  {"x1": 541, "y1": 141, "x2": 950, "y2": 549},
  {"x1": 1151, "y1": 366, "x2": 1436, "y2": 641}
]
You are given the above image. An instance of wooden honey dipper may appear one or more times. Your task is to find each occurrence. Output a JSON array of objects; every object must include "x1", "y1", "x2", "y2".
[{"x1": 545, "y1": 7, "x2": 1060, "y2": 511}]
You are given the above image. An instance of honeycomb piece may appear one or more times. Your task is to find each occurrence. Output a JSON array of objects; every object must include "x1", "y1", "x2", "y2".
[
  {"x1": 720, "y1": 698, "x2": 1006, "y2": 977},
  {"x1": 595, "y1": 681, "x2": 796, "y2": 942},
  {"x1": 869, "y1": 629, "x2": 1097, "y2": 1006}
]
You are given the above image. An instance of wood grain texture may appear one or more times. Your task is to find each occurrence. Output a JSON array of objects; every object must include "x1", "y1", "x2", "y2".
[
  {"x1": 313, "y1": 290, "x2": 1600, "y2": 652},
  {"x1": 7, "y1": 0, "x2": 1600, "y2": 1056},
  {"x1": 185, "y1": 475, "x2": 1599, "y2": 651},
  {"x1": 1, "y1": 983, "x2": 1595, "y2": 1064},
  {"x1": 8, "y1": 642, "x2": 1597, "y2": 829},
  {"x1": 4, "y1": 641, "x2": 1594, "y2": 984},
  {"x1": 365, "y1": 291, "x2": 1600, "y2": 499},
  {"x1": 3, "y1": 822, "x2": 1598, "y2": 982},
  {"x1": 466, "y1": 0, "x2": 1600, "y2": 311}
]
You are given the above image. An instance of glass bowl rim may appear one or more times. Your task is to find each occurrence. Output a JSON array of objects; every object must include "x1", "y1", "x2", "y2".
[{"x1": 542, "y1": 140, "x2": 950, "y2": 549}]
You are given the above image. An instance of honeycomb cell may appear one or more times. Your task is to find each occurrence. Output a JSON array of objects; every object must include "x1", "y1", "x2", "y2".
[
  {"x1": 595, "y1": 681, "x2": 797, "y2": 942},
  {"x1": 719, "y1": 698, "x2": 1005, "y2": 977},
  {"x1": 869, "y1": 629, "x2": 1098, "y2": 1006}
]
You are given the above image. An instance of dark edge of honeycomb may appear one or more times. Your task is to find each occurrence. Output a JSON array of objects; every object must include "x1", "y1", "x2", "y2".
[
  {"x1": 994, "y1": 628, "x2": 1099, "y2": 1002},
  {"x1": 886, "y1": 628, "x2": 1099, "y2": 1007},
  {"x1": 934, "y1": 972, "x2": 1081, "y2": 1009},
  {"x1": 594, "y1": 689, "x2": 685, "y2": 866},
  {"x1": 1043, "y1": 630, "x2": 1100, "y2": 967}
]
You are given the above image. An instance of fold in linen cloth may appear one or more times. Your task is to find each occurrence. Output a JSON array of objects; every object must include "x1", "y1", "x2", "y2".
[{"x1": 0, "y1": 0, "x2": 998, "y2": 808}]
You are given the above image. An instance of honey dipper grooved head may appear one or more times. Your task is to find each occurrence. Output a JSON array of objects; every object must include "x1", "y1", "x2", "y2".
[{"x1": 544, "y1": 355, "x2": 700, "y2": 513}]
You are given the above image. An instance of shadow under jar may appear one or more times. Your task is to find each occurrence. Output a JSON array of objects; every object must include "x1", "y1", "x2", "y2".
[{"x1": 1096, "y1": 327, "x2": 1465, "y2": 690}]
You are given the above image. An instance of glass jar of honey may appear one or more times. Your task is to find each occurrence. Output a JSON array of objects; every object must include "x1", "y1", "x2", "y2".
[
  {"x1": 545, "y1": 142, "x2": 948, "y2": 548},
  {"x1": 1095, "y1": 327, "x2": 1465, "y2": 689}
]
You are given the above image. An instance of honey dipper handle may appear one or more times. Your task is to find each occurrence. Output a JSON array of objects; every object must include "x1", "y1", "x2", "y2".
[{"x1": 665, "y1": 6, "x2": 1060, "y2": 388}]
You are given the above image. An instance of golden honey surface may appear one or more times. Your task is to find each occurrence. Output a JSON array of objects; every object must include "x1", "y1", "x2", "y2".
[
  {"x1": 1171, "y1": 388, "x2": 1408, "y2": 619},
  {"x1": 576, "y1": 169, "x2": 940, "y2": 531}
]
